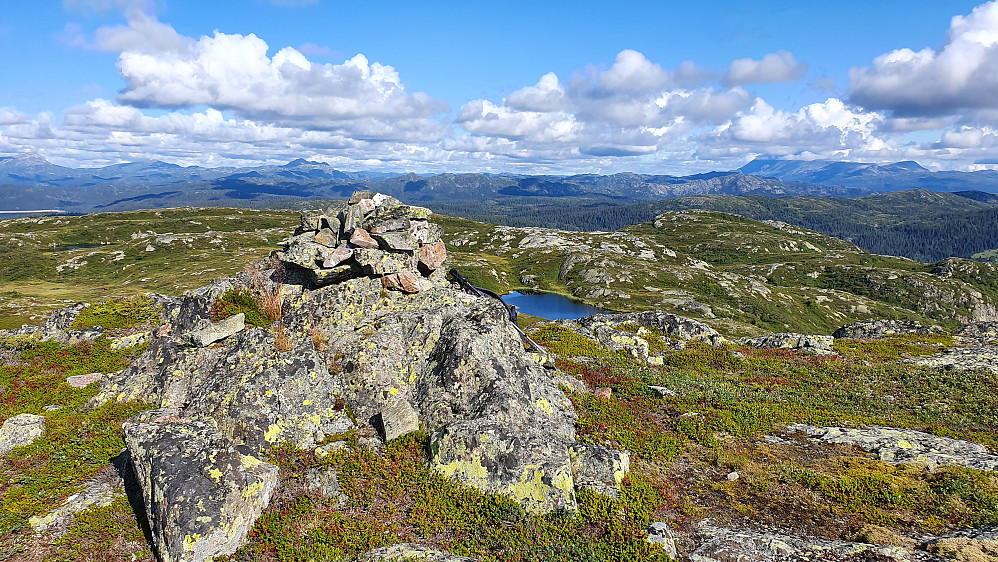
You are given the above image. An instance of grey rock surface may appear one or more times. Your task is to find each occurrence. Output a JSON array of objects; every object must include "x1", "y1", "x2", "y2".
[
  {"x1": 910, "y1": 345, "x2": 998, "y2": 373},
  {"x1": 0, "y1": 412, "x2": 45, "y2": 456},
  {"x1": 833, "y1": 319, "x2": 943, "y2": 339},
  {"x1": 576, "y1": 311, "x2": 726, "y2": 346},
  {"x1": 737, "y1": 332, "x2": 835, "y2": 354},
  {"x1": 184, "y1": 312, "x2": 245, "y2": 347},
  {"x1": 690, "y1": 522, "x2": 913, "y2": 561},
  {"x1": 355, "y1": 543, "x2": 478, "y2": 561},
  {"x1": 646, "y1": 521, "x2": 679, "y2": 560},
  {"x1": 788, "y1": 424, "x2": 998, "y2": 471},
  {"x1": 124, "y1": 414, "x2": 279, "y2": 562}
]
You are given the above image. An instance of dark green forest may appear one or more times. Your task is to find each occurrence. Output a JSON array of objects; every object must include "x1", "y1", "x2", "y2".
[{"x1": 426, "y1": 190, "x2": 998, "y2": 263}]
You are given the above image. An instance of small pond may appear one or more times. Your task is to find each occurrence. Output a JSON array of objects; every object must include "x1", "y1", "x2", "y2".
[{"x1": 503, "y1": 291, "x2": 606, "y2": 320}]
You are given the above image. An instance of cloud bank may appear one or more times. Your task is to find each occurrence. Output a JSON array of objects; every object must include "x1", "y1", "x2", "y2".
[{"x1": 3, "y1": 3, "x2": 998, "y2": 173}]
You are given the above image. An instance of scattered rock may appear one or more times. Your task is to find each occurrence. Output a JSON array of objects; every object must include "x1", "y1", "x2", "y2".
[
  {"x1": 569, "y1": 444, "x2": 629, "y2": 499},
  {"x1": 737, "y1": 332, "x2": 835, "y2": 354},
  {"x1": 593, "y1": 387, "x2": 612, "y2": 399},
  {"x1": 29, "y1": 472, "x2": 119, "y2": 534},
  {"x1": 124, "y1": 415, "x2": 278, "y2": 562},
  {"x1": 646, "y1": 521, "x2": 679, "y2": 560},
  {"x1": 356, "y1": 543, "x2": 477, "y2": 561},
  {"x1": 0, "y1": 413, "x2": 45, "y2": 455},
  {"x1": 788, "y1": 424, "x2": 998, "y2": 471},
  {"x1": 350, "y1": 228, "x2": 379, "y2": 249},
  {"x1": 381, "y1": 398, "x2": 421, "y2": 442},
  {"x1": 66, "y1": 372, "x2": 104, "y2": 388},
  {"x1": 300, "y1": 466, "x2": 347, "y2": 506},
  {"x1": 183, "y1": 312, "x2": 245, "y2": 347},
  {"x1": 649, "y1": 385, "x2": 675, "y2": 398},
  {"x1": 833, "y1": 319, "x2": 943, "y2": 339},
  {"x1": 725, "y1": 471, "x2": 739, "y2": 482},
  {"x1": 910, "y1": 345, "x2": 998, "y2": 373}
]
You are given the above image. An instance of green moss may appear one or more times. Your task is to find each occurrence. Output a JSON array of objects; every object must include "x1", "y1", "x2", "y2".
[
  {"x1": 212, "y1": 288, "x2": 269, "y2": 327},
  {"x1": 244, "y1": 433, "x2": 676, "y2": 562},
  {"x1": 70, "y1": 295, "x2": 157, "y2": 332},
  {"x1": 0, "y1": 338, "x2": 151, "y2": 535},
  {"x1": 46, "y1": 495, "x2": 154, "y2": 562}
]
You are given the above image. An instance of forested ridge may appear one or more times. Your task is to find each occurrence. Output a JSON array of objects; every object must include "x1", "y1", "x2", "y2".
[{"x1": 427, "y1": 190, "x2": 998, "y2": 263}]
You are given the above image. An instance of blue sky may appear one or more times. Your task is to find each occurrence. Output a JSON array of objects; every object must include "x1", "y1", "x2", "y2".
[{"x1": 0, "y1": 0, "x2": 996, "y2": 173}]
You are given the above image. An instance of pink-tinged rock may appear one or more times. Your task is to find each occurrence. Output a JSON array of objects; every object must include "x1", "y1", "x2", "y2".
[
  {"x1": 155, "y1": 323, "x2": 172, "y2": 338},
  {"x1": 322, "y1": 245, "x2": 354, "y2": 268},
  {"x1": 357, "y1": 198, "x2": 376, "y2": 215},
  {"x1": 67, "y1": 372, "x2": 103, "y2": 388},
  {"x1": 419, "y1": 240, "x2": 447, "y2": 271},
  {"x1": 384, "y1": 271, "x2": 422, "y2": 293},
  {"x1": 349, "y1": 228, "x2": 379, "y2": 249},
  {"x1": 594, "y1": 387, "x2": 612, "y2": 400}
]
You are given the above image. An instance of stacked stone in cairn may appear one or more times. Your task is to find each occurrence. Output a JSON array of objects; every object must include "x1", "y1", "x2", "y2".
[{"x1": 278, "y1": 191, "x2": 447, "y2": 292}]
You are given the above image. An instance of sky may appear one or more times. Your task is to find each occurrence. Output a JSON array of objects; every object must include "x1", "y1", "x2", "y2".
[{"x1": 1, "y1": 0, "x2": 997, "y2": 174}]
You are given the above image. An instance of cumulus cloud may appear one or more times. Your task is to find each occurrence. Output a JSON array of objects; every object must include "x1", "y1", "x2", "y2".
[
  {"x1": 723, "y1": 51, "x2": 807, "y2": 86},
  {"x1": 85, "y1": 14, "x2": 448, "y2": 142},
  {"x1": 701, "y1": 98, "x2": 889, "y2": 160},
  {"x1": 849, "y1": 1, "x2": 998, "y2": 115},
  {"x1": 0, "y1": 108, "x2": 30, "y2": 126}
]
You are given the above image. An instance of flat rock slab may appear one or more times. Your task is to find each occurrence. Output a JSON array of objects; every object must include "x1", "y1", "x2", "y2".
[
  {"x1": 124, "y1": 416, "x2": 278, "y2": 562},
  {"x1": 67, "y1": 372, "x2": 104, "y2": 388},
  {"x1": 29, "y1": 477, "x2": 117, "y2": 534},
  {"x1": 0, "y1": 413, "x2": 45, "y2": 456},
  {"x1": 691, "y1": 522, "x2": 912, "y2": 562},
  {"x1": 356, "y1": 543, "x2": 478, "y2": 561},
  {"x1": 787, "y1": 424, "x2": 998, "y2": 471},
  {"x1": 185, "y1": 313, "x2": 245, "y2": 347},
  {"x1": 909, "y1": 345, "x2": 998, "y2": 373}
]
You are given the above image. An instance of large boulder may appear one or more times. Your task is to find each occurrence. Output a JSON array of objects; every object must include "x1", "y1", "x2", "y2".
[
  {"x1": 0, "y1": 413, "x2": 45, "y2": 456},
  {"x1": 123, "y1": 413, "x2": 278, "y2": 562},
  {"x1": 575, "y1": 311, "x2": 725, "y2": 346},
  {"x1": 89, "y1": 191, "x2": 626, "y2": 523}
]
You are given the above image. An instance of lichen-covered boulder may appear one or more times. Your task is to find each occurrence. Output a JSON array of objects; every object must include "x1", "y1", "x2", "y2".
[
  {"x1": 736, "y1": 332, "x2": 835, "y2": 354},
  {"x1": 0, "y1": 413, "x2": 45, "y2": 456},
  {"x1": 833, "y1": 319, "x2": 943, "y2": 339},
  {"x1": 576, "y1": 311, "x2": 725, "y2": 346},
  {"x1": 124, "y1": 413, "x2": 278, "y2": 562},
  {"x1": 297, "y1": 275, "x2": 600, "y2": 513}
]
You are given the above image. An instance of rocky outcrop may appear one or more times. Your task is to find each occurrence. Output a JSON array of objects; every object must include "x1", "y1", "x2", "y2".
[
  {"x1": 29, "y1": 471, "x2": 118, "y2": 534},
  {"x1": 278, "y1": 191, "x2": 445, "y2": 290},
  {"x1": 576, "y1": 311, "x2": 724, "y2": 345},
  {"x1": 0, "y1": 413, "x2": 45, "y2": 455},
  {"x1": 910, "y1": 345, "x2": 998, "y2": 373},
  {"x1": 554, "y1": 311, "x2": 725, "y2": 364},
  {"x1": 955, "y1": 321, "x2": 998, "y2": 343},
  {"x1": 690, "y1": 522, "x2": 913, "y2": 561},
  {"x1": 80, "y1": 190, "x2": 626, "y2": 559},
  {"x1": 833, "y1": 319, "x2": 943, "y2": 339},
  {"x1": 787, "y1": 424, "x2": 998, "y2": 471},
  {"x1": 737, "y1": 332, "x2": 835, "y2": 354},
  {"x1": 124, "y1": 412, "x2": 279, "y2": 562}
]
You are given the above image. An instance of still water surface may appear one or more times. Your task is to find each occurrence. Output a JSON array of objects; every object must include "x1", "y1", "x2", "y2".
[{"x1": 504, "y1": 291, "x2": 605, "y2": 320}]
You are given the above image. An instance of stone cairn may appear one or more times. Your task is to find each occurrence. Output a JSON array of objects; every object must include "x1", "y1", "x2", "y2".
[{"x1": 278, "y1": 190, "x2": 447, "y2": 292}]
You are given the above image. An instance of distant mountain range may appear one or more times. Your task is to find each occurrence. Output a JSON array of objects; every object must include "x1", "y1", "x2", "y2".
[
  {"x1": 739, "y1": 158, "x2": 998, "y2": 192},
  {"x1": 1, "y1": 154, "x2": 997, "y2": 214}
]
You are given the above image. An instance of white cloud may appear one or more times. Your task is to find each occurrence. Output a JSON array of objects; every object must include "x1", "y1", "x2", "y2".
[
  {"x1": 723, "y1": 51, "x2": 807, "y2": 86},
  {"x1": 505, "y1": 72, "x2": 567, "y2": 112},
  {"x1": 0, "y1": 108, "x2": 30, "y2": 126},
  {"x1": 86, "y1": 14, "x2": 447, "y2": 142},
  {"x1": 849, "y1": 1, "x2": 998, "y2": 115}
]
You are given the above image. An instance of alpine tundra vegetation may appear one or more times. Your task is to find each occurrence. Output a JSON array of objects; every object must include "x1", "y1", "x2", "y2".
[{"x1": 1, "y1": 192, "x2": 998, "y2": 562}]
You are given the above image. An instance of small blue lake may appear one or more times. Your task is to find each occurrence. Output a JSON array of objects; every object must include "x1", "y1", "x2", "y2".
[{"x1": 504, "y1": 291, "x2": 605, "y2": 320}]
